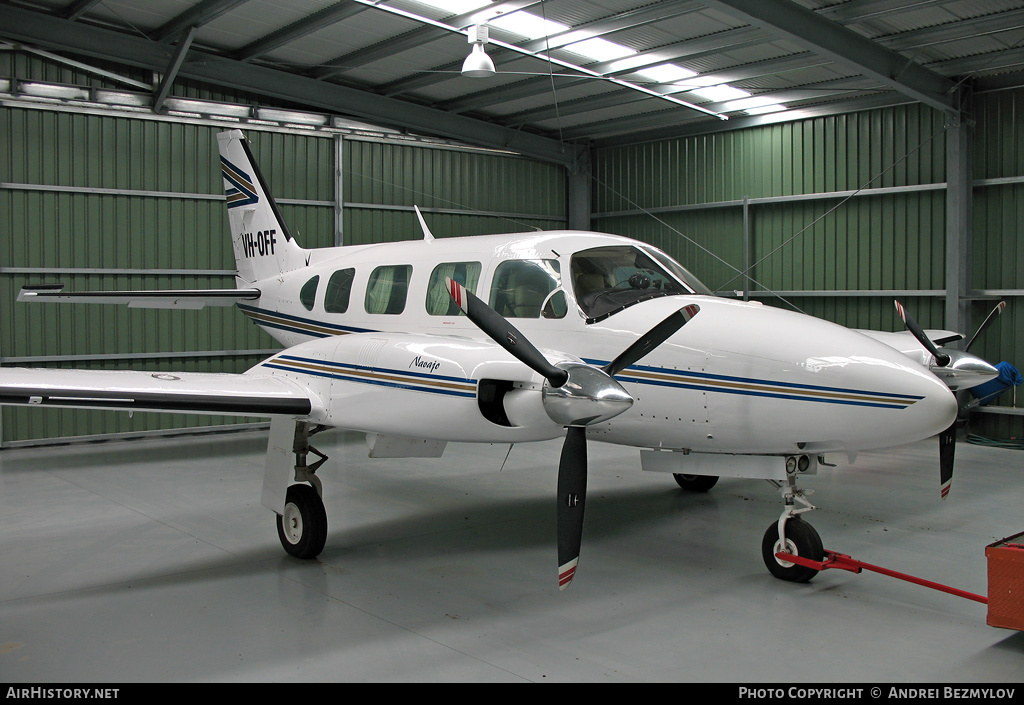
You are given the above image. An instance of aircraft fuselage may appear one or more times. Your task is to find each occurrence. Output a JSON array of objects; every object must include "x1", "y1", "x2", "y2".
[{"x1": 239, "y1": 230, "x2": 956, "y2": 457}]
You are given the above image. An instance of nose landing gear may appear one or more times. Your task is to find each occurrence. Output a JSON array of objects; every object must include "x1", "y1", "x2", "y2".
[{"x1": 762, "y1": 467, "x2": 824, "y2": 582}]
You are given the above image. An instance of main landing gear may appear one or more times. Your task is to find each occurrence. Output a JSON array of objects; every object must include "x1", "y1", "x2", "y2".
[{"x1": 274, "y1": 422, "x2": 330, "y2": 559}]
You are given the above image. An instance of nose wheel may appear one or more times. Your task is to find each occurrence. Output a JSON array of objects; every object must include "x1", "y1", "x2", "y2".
[
  {"x1": 762, "y1": 472, "x2": 823, "y2": 582},
  {"x1": 761, "y1": 517, "x2": 823, "y2": 582}
]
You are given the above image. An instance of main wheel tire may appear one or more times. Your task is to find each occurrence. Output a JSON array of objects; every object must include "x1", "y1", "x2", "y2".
[
  {"x1": 673, "y1": 473, "x2": 719, "y2": 492},
  {"x1": 761, "y1": 517, "x2": 823, "y2": 582},
  {"x1": 277, "y1": 484, "x2": 328, "y2": 559}
]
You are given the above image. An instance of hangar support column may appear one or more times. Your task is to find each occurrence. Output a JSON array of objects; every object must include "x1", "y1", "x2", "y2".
[
  {"x1": 567, "y1": 146, "x2": 592, "y2": 232},
  {"x1": 945, "y1": 96, "x2": 973, "y2": 338}
]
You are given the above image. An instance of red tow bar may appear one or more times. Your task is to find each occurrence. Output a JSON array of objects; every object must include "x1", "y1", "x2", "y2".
[{"x1": 775, "y1": 549, "x2": 988, "y2": 604}]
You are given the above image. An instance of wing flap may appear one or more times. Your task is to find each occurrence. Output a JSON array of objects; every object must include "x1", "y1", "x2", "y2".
[{"x1": 0, "y1": 368, "x2": 313, "y2": 417}]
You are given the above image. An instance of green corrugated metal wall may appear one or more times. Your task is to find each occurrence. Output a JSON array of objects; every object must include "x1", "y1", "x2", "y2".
[
  {"x1": 593, "y1": 104, "x2": 947, "y2": 305},
  {"x1": 0, "y1": 103, "x2": 566, "y2": 444},
  {"x1": 972, "y1": 88, "x2": 1024, "y2": 440},
  {"x1": 343, "y1": 140, "x2": 566, "y2": 243}
]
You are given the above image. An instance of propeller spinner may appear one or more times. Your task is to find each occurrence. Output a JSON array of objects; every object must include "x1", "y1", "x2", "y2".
[{"x1": 447, "y1": 278, "x2": 699, "y2": 589}]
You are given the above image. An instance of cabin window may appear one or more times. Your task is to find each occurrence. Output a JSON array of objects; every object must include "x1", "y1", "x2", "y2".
[
  {"x1": 426, "y1": 261, "x2": 482, "y2": 315},
  {"x1": 299, "y1": 275, "x2": 319, "y2": 311},
  {"x1": 488, "y1": 259, "x2": 566, "y2": 319},
  {"x1": 365, "y1": 265, "x2": 412, "y2": 315},
  {"x1": 324, "y1": 268, "x2": 355, "y2": 313}
]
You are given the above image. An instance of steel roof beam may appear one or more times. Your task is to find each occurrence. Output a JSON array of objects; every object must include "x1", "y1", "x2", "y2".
[
  {"x1": 816, "y1": 0, "x2": 947, "y2": 24},
  {"x1": 702, "y1": 0, "x2": 959, "y2": 115},
  {"x1": 59, "y1": 0, "x2": 103, "y2": 21},
  {"x1": 311, "y1": 0, "x2": 544, "y2": 81},
  {"x1": 503, "y1": 53, "x2": 832, "y2": 124},
  {"x1": 586, "y1": 93, "x2": 913, "y2": 146},
  {"x1": 232, "y1": 1, "x2": 369, "y2": 62},
  {"x1": 877, "y1": 8, "x2": 1024, "y2": 52},
  {"x1": 152, "y1": 26, "x2": 197, "y2": 113},
  {"x1": 153, "y1": 0, "x2": 252, "y2": 43},
  {"x1": 0, "y1": 4, "x2": 577, "y2": 166}
]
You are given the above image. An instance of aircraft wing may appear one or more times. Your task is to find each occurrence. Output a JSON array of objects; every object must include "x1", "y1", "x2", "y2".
[
  {"x1": 0, "y1": 367, "x2": 315, "y2": 417},
  {"x1": 17, "y1": 284, "x2": 261, "y2": 309}
]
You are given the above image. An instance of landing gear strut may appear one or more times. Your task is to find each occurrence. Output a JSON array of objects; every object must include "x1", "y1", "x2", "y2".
[
  {"x1": 275, "y1": 422, "x2": 329, "y2": 559},
  {"x1": 762, "y1": 471, "x2": 823, "y2": 582}
]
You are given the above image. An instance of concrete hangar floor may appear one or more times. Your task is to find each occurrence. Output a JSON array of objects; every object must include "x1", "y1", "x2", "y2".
[{"x1": 0, "y1": 427, "x2": 1021, "y2": 682}]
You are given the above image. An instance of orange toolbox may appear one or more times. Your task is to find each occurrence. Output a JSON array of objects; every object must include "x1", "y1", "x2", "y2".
[{"x1": 986, "y1": 531, "x2": 1024, "y2": 631}]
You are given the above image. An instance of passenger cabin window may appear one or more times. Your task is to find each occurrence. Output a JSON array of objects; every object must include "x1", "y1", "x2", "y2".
[
  {"x1": 299, "y1": 275, "x2": 319, "y2": 311},
  {"x1": 324, "y1": 268, "x2": 355, "y2": 313},
  {"x1": 365, "y1": 265, "x2": 412, "y2": 315},
  {"x1": 571, "y1": 245, "x2": 710, "y2": 321},
  {"x1": 488, "y1": 259, "x2": 566, "y2": 319},
  {"x1": 426, "y1": 262, "x2": 481, "y2": 315}
]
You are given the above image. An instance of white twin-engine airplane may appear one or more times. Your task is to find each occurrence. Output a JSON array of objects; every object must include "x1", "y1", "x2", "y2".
[{"x1": 4, "y1": 130, "x2": 1005, "y2": 590}]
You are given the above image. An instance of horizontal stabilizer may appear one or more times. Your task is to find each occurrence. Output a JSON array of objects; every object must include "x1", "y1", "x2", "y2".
[
  {"x1": 0, "y1": 368, "x2": 313, "y2": 417},
  {"x1": 18, "y1": 285, "x2": 260, "y2": 309}
]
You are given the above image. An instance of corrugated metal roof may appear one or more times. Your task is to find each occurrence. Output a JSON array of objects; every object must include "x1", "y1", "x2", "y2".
[{"x1": 3, "y1": 0, "x2": 1024, "y2": 153}]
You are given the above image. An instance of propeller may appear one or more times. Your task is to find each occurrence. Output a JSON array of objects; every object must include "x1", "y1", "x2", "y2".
[
  {"x1": 894, "y1": 300, "x2": 1006, "y2": 500},
  {"x1": 964, "y1": 300, "x2": 1006, "y2": 353},
  {"x1": 447, "y1": 278, "x2": 699, "y2": 589},
  {"x1": 894, "y1": 300, "x2": 950, "y2": 366}
]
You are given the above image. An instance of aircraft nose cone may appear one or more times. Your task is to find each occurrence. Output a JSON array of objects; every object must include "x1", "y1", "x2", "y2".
[{"x1": 913, "y1": 373, "x2": 959, "y2": 432}]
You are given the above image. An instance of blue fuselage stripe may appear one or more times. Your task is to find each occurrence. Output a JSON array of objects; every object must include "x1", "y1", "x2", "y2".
[{"x1": 582, "y1": 358, "x2": 921, "y2": 409}]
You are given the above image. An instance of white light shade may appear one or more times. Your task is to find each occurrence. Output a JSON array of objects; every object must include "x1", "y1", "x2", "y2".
[{"x1": 462, "y1": 42, "x2": 496, "y2": 78}]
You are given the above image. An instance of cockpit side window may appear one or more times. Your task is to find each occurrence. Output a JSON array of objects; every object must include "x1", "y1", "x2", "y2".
[
  {"x1": 571, "y1": 245, "x2": 704, "y2": 321},
  {"x1": 488, "y1": 259, "x2": 565, "y2": 319}
]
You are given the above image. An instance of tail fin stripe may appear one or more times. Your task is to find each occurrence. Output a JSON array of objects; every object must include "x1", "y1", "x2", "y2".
[{"x1": 220, "y1": 156, "x2": 258, "y2": 209}]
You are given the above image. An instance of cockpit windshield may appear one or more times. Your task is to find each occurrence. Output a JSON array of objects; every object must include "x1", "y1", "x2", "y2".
[{"x1": 570, "y1": 245, "x2": 712, "y2": 321}]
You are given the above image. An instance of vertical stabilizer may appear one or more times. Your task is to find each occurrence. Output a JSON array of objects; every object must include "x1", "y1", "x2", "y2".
[{"x1": 218, "y1": 130, "x2": 308, "y2": 284}]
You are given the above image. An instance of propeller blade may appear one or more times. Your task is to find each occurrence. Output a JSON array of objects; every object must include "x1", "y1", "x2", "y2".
[
  {"x1": 939, "y1": 421, "x2": 956, "y2": 500},
  {"x1": 603, "y1": 304, "x2": 700, "y2": 377},
  {"x1": 894, "y1": 301, "x2": 951, "y2": 367},
  {"x1": 447, "y1": 278, "x2": 568, "y2": 387},
  {"x1": 964, "y1": 301, "x2": 1006, "y2": 353},
  {"x1": 557, "y1": 425, "x2": 588, "y2": 591}
]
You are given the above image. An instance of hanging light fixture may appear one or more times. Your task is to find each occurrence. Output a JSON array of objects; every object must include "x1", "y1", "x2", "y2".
[{"x1": 462, "y1": 24, "x2": 495, "y2": 78}]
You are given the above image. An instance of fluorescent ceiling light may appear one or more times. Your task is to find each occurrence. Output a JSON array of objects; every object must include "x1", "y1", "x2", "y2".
[
  {"x1": 636, "y1": 63, "x2": 697, "y2": 83},
  {"x1": 489, "y1": 11, "x2": 568, "y2": 40},
  {"x1": 411, "y1": 0, "x2": 493, "y2": 15},
  {"x1": 562, "y1": 37, "x2": 635, "y2": 62},
  {"x1": 689, "y1": 84, "x2": 751, "y2": 102}
]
